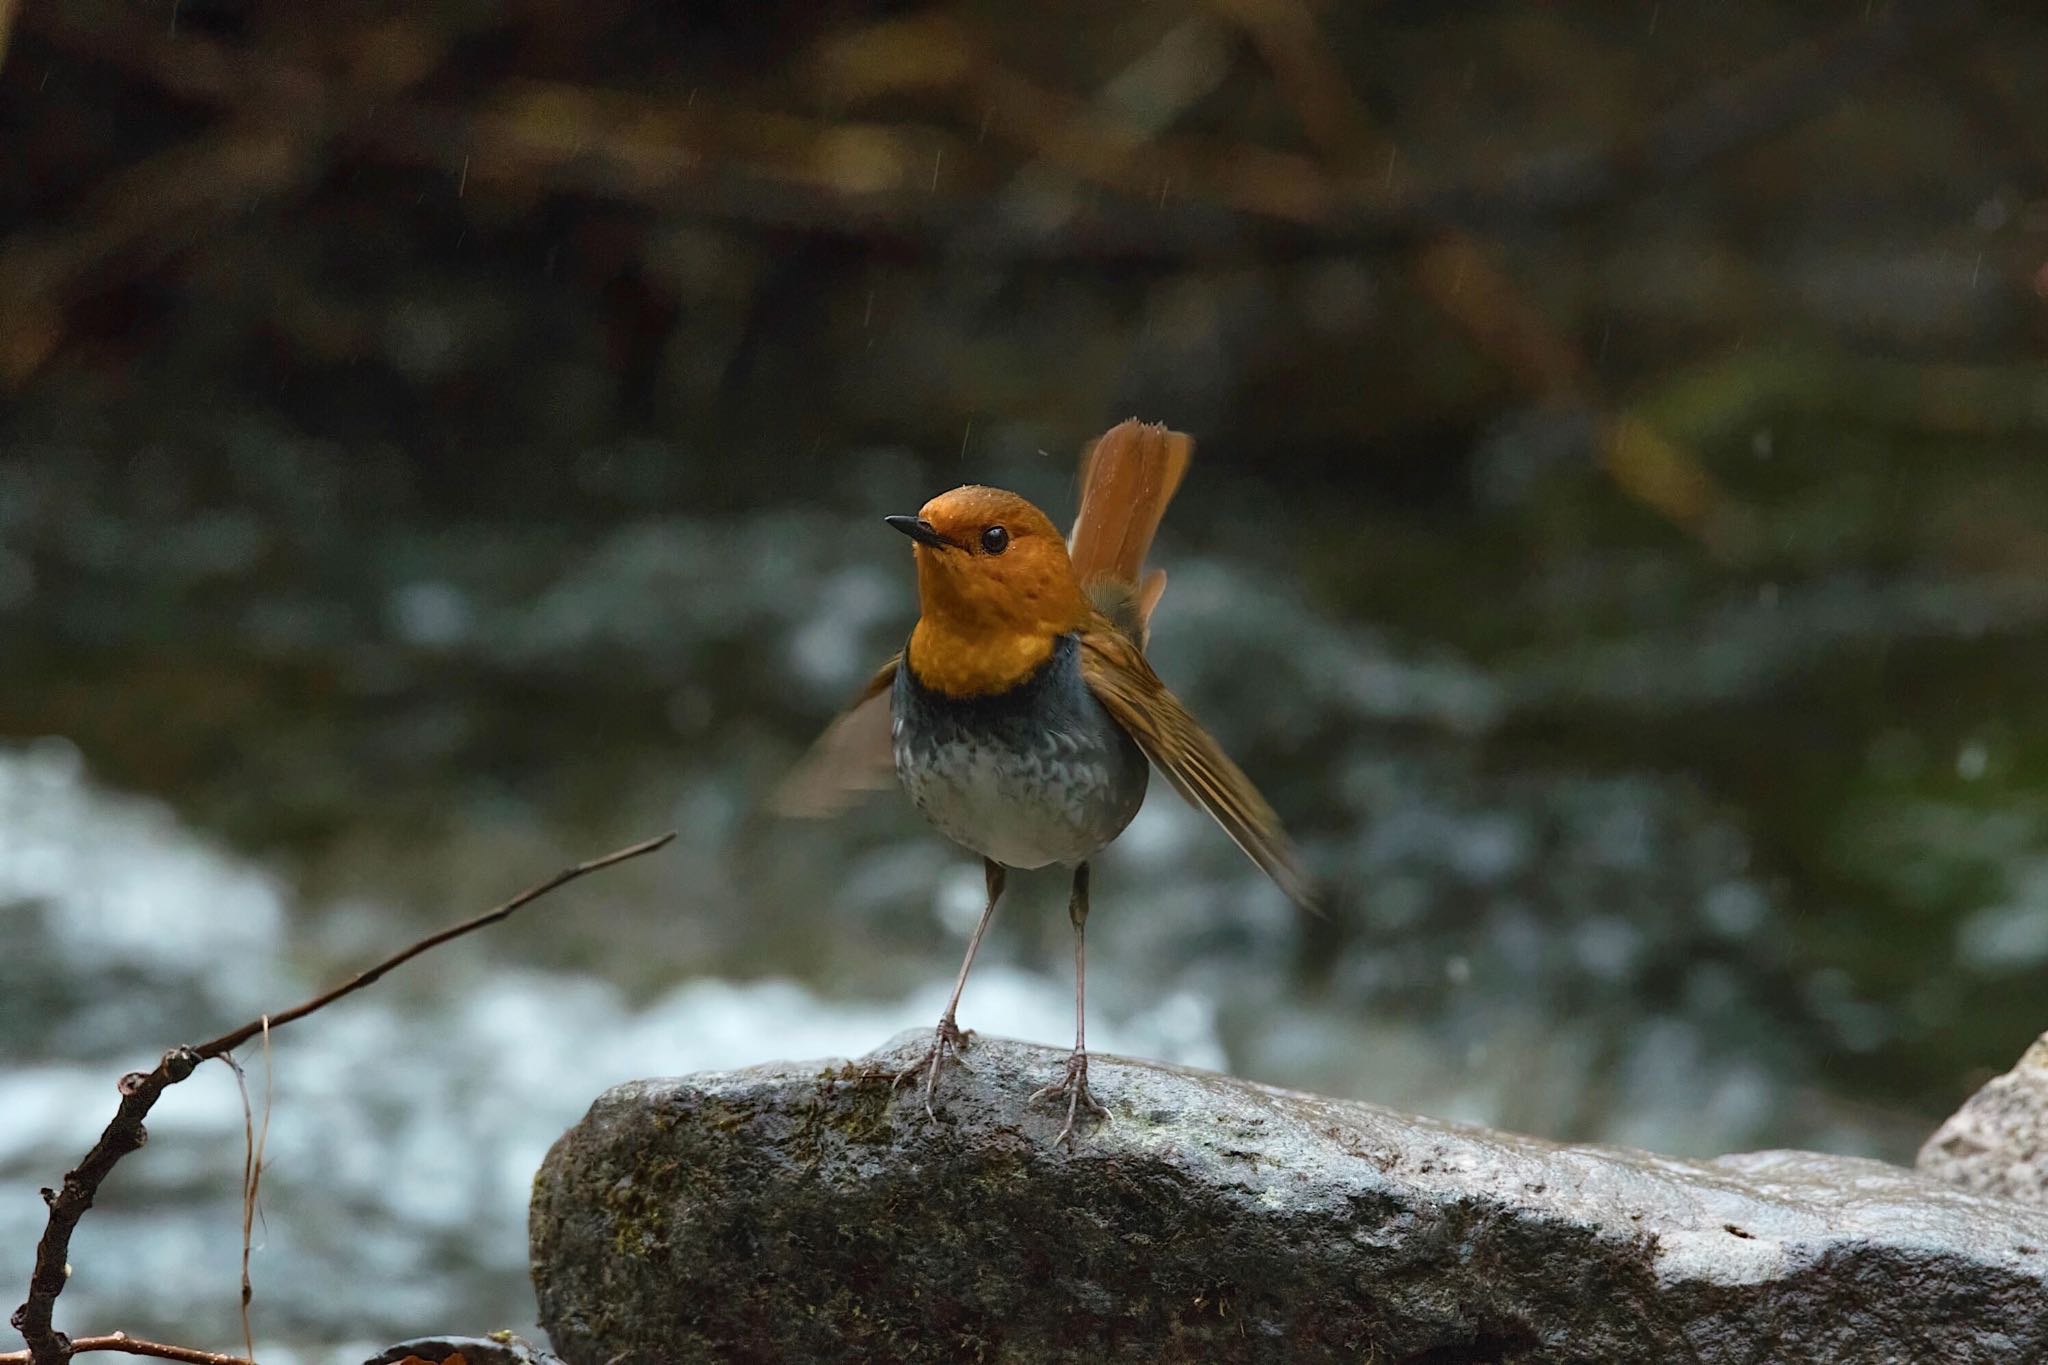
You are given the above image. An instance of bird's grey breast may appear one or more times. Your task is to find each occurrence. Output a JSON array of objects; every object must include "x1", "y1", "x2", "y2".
[{"x1": 892, "y1": 633, "x2": 1148, "y2": 869}]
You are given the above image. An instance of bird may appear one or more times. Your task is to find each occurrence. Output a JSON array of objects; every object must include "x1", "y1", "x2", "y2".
[{"x1": 777, "y1": 418, "x2": 1315, "y2": 1143}]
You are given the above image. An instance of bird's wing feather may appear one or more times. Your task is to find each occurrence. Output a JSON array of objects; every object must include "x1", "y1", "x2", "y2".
[
  {"x1": 1079, "y1": 625, "x2": 1317, "y2": 911},
  {"x1": 770, "y1": 656, "x2": 899, "y2": 817}
]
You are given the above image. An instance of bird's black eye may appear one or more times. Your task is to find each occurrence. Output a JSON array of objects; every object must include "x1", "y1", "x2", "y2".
[{"x1": 980, "y1": 525, "x2": 1009, "y2": 555}]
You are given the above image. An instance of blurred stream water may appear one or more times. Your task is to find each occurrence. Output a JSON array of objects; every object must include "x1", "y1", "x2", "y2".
[{"x1": 3, "y1": 428, "x2": 2044, "y2": 1354}]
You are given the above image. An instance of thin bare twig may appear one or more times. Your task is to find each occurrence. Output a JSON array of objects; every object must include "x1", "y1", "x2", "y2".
[
  {"x1": 0, "y1": 1334, "x2": 252, "y2": 1365},
  {"x1": 224, "y1": 1022, "x2": 272, "y2": 1364},
  {"x1": 9, "y1": 832, "x2": 676, "y2": 1365},
  {"x1": 197, "y1": 832, "x2": 673, "y2": 1058}
]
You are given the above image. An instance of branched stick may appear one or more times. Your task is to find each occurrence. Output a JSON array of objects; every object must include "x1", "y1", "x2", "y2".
[
  {"x1": 0, "y1": 1334, "x2": 253, "y2": 1365},
  {"x1": 8, "y1": 832, "x2": 676, "y2": 1365}
]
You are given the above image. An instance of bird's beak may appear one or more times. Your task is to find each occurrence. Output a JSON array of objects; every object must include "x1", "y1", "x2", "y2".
[{"x1": 885, "y1": 515, "x2": 955, "y2": 550}]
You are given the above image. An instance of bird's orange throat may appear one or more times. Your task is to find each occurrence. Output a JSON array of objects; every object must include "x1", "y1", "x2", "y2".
[
  {"x1": 906, "y1": 619, "x2": 1060, "y2": 698},
  {"x1": 892, "y1": 486, "x2": 1093, "y2": 699},
  {"x1": 903, "y1": 537, "x2": 1091, "y2": 698}
]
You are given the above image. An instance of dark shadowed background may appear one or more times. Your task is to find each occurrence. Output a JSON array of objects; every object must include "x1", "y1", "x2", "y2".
[{"x1": 5, "y1": 0, "x2": 2048, "y2": 1357}]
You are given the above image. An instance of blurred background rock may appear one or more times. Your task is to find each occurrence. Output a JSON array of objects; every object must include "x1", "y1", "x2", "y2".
[{"x1": 4, "y1": 0, "x2": 2048, "y2": 1356}]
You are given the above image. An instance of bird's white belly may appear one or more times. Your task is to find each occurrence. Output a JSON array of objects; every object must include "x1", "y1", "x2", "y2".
[
  {"x1": 890, "y1": 634, "x2": 1150, "y2": 870},
  {"x1": 896, "y1": 729, "x2": 1118, "y2": 868}
]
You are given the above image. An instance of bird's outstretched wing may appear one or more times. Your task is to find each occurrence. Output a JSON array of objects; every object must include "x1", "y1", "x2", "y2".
[
  {"x1": 770, "y1": 655, "x2": 899, "y2": 817},
  {"x1": 1079, "y1": 624, "x2": 1317, "y2": 911}
]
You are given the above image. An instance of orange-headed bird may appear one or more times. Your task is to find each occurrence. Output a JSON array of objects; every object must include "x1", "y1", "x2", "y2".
[{"x1": 780, "y1": 420, "x2": 1314, "y2": 1142}]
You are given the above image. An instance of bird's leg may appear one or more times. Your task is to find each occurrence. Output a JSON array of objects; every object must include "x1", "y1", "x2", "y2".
[
  {"x1": 893, "y1": 858, "x2": 1005, "y2": 1121},
  {"x1": 1030, "y1": 862, "x2": 1108, "y2": 1145}
]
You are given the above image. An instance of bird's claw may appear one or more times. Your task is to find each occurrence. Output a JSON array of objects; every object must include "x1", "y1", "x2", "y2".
[
  {"x1": 1030, "y1": 1048, "x2": 1109, "y2": 1147},
  {"x1": 888, "y1": 1017, "x2": 975, "y2": 1122}
]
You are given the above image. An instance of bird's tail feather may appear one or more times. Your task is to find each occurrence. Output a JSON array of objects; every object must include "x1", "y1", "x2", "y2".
[{"x1": 1067, "y1": 419, "x2": 1192, "y2": 645}]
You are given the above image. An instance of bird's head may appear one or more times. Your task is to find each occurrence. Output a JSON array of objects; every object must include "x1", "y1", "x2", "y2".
[{"x1": 888, "y1": 485, "x2": 1090, "y2": 697}]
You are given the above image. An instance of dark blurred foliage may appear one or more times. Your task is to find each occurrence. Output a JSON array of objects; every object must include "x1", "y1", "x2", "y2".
[{"x1": 5, "y1": 0, "x2": 2036, "y2": 508}]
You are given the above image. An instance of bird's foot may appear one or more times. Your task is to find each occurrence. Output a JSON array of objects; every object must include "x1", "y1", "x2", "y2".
[
  {"x1": 884, "y1": 1016, "x2": 975, "y2": 1122},
  {"x1": 1029, "y1": 1048, "x2": 1109, "y2": 1147}
]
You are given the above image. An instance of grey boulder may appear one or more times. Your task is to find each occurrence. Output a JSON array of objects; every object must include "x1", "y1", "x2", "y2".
[
  {"x1": 1920, "y1": 1030, "x2": 2048, "y2": 1209},
  {"x1": 530, "y1": 1032, "x2": 2048, "y2": 1364}
]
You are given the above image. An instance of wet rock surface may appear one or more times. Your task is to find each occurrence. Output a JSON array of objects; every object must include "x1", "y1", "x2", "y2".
[
  {"x1": 1920, "y1": 1031, "x2": 2048, "y2": 1208},
  {"x1": 530, "y1": 1032, "x2": 2048, "y2": 1365}
]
